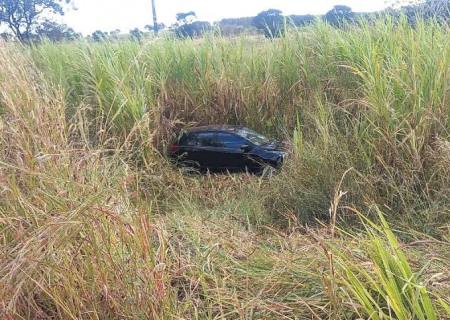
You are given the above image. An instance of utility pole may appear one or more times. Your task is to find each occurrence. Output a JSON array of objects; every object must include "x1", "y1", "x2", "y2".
[{"x1": 151, "y1": 0, "x2": 158, "y2": 35}]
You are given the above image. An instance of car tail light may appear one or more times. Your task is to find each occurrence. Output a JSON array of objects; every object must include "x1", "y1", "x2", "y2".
[{"x1": 169, "y1": 144, "x2": 180, "y2": 154}]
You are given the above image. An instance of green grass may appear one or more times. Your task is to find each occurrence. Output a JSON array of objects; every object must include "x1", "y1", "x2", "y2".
[
  {"x1": 331, "y1": 210, "x2": 449, "y2": 319},
  {"x1": 0, "y1": 17, "x2": 449, "y2": 319}
]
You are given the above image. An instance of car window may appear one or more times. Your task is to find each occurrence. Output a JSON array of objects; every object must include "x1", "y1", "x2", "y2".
[
  {"x1": 181, "y1": 133, "x2": 199, "y2": 146},
  {"x1": 236, "y1": 129, "x2": 270, "y2": 146},
  {"x1": 216, "y1": 133, "x2": 247, "y2": 148},
  {"x1": 181, "y1": 132, "x2": 219, "y2": 147},
  {"x1": 197, "y1": 132, "x2": 220, "y2": 147}
]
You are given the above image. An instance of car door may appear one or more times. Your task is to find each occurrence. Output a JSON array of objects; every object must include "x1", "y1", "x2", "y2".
[
  {"x1": 215, "y1": 133, "x2": 248, "y2": 169},
  {"x1": 178, "y1": 132, "x2": 217, "y2": 167},
  {"x1": 193, "y1": 132, "x2": 221, "y2": 168},
  {"x1": 176, "y1": 132, "x2": 201, "y2": 166}
]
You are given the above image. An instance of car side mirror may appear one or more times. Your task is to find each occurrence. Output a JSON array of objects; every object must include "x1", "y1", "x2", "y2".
[{"x1": 240, "y1": 144, "x2": 252, "y2": 152}]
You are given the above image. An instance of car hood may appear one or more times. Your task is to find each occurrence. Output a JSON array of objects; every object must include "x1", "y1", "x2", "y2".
[{"x1": 261, "y1": 141, "x2": 285, "y2": 151}]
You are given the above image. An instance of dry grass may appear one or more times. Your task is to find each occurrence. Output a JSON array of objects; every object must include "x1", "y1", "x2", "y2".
[{"x1": 1, "y1": 18, "x2": 449, "y2": 319}]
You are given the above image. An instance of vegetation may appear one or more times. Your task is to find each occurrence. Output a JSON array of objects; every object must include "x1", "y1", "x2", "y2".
[
  {"x1": 252, "y1": 9, "x2": 285, "y2": 38},
  {"x1": 0, "y1": 0, "x2": 71, "y2": 42},
  {"x1": 33, "y1": 20, "x2": 80, "y2": 42},
  {"x1": 174, "y1": 11, "x2": 212, "y2": 38},
  {"x1": 222, "y1": 1, "x2": 450, "y2": 37},
  {"x1": 323, "y1": 5, "x2": 355, "y2": 26},
  {"x1": 399, "y1": 0, "x2": 450, "y2": 24},
  {"x1": 0, "y1": 16, "x2": 449, "y2": 319},
  {"x1": 129, "y1": 28, "x2": 144, "y2": 42},
  {"x1": 1, "y1": 1, "x2": 449, "y2": 42}
]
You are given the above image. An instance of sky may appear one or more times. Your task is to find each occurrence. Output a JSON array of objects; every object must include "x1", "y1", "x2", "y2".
[{"x1": 62, "y1": 0, "x2": 390, "y2": 35}]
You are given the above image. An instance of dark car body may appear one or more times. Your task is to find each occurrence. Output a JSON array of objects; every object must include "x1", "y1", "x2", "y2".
[{"x1": 168, "y1": 125, "x2": 287, "y2": 172}]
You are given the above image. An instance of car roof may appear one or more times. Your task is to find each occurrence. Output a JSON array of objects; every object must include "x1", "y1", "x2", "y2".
[{"x1": 185, "y1": 125, "x2": 246, "y2": 134}]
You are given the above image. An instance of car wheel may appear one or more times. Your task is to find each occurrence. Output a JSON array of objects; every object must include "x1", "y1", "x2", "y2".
[
  {"x1": 259, "y1": 164, "x2": 278, "y2": 178},
  {"x1": 179, "y1": 160, "x2": 201, "y2": 174}
]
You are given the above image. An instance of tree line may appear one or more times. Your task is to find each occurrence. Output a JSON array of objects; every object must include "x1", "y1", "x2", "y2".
[
  {"x1": 1, "y1": 0, "x2": 449, "y2": 43},
  {"x1": 247, "y1": 1, "x2": 449, "y2": 38}
]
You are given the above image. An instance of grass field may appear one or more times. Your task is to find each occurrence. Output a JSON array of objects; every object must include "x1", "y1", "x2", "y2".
[{"x1": 1, "y1": 18, "x2": 449, "y2": 319}]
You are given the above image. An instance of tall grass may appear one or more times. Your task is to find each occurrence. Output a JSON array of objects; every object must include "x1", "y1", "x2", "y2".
[
  {"x1": 331, "y1": 210, "x2": 449, "y2": 319},
  {"x1": 1, "y1": 17, "x2": 449, "y2": 319},
  {"x1": 27, "y1": 18, "x2": 450, "y2": 227}
]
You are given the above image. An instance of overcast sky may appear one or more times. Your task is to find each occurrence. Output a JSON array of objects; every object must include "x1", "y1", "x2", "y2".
[{"x1": 62, "y1": 0, "x2": 389, "y2": 35}]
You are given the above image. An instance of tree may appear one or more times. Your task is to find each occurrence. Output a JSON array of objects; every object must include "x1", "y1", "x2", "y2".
[
  {"x1": 401, "y1": 0, "x2": 450, "y2": 25},
  {"x1": 175, "y1": 21, "x2": 211, "y2": 38},
  {"x1": 288, "y1": 14, "x2": 316, "y2": 27},
  {"x1": 217, "y1": 17, "x2": 256, "y2": 36},
  {"x1": 129, "y1": 27, "x2": 143, "y2": 42},
  {"x1": 91, "y1": 30, "x2": 108, "y2": 42},
  {"x1": 34, "y1": 19, "x2": 80, "y2": 41},
  {"x1": 0, "y1": 0, "x2": 71, "y2": 42},
  {"x1": 253, "y1": 9, "x2": 285, "y2": 38},
  {"x1": 0, "y1": 32, "x2": 12, "y2": 41},
  {"x1": 109, "y1": 29, "x2": 121, "y2": 40},
  {"x1": 145, "y1": 23, "x2": 165, "y2": 32},
  {"x1": 324, "y1": 5, "x2": 355, "y2": 27},
  {"x1": 174, "y1": 11, "x2": 211, "y2": 38},
  {"x1": 176, "y1": 11, "x2": 196, "y2": 24}
]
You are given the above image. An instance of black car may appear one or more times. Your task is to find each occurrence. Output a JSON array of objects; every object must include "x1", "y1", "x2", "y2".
[{"x1": 169, "y1": 125, "x2": 287, "y2": 173}]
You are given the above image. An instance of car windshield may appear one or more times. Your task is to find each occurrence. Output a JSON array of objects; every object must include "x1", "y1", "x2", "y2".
[{"x1": 237, "y1": 129, "x2": 271, "y2": 146}]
